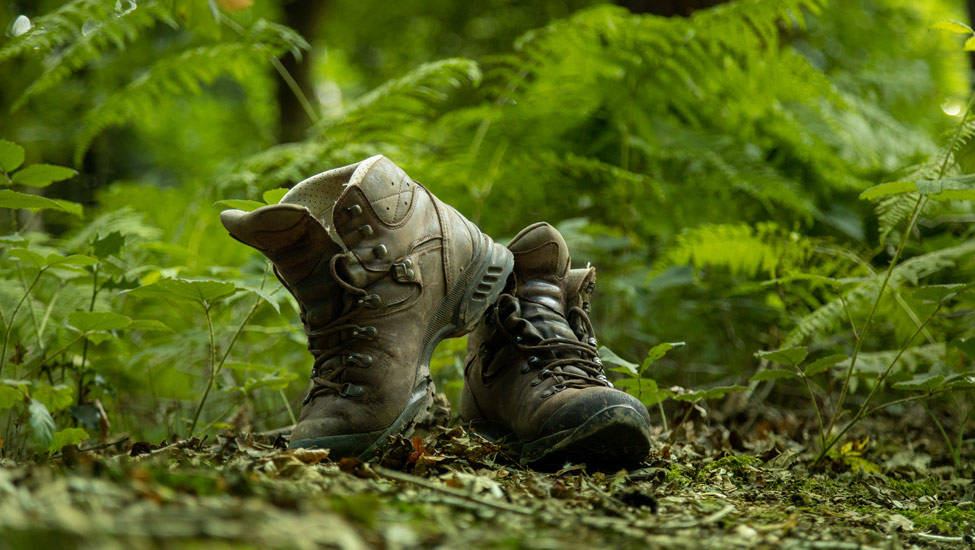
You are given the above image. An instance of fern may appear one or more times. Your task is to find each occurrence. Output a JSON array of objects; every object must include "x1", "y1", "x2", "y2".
[
  {"x1": 9, "y1": 0, "x2": 175, "y2": 111},
  {"x1": 659, "y1": 223, "x2": 814, "y2": 279},
  {"x1": 74, "y1": 20, "x2": 308, "y2": 165},
  {"x1": 786, "y1": 241, "x2": 975, "y2": 346}
]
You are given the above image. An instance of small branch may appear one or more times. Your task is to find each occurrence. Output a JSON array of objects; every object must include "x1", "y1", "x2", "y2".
[{"x1": 189, "y1": 304, "x2": 217, "y2": 436}]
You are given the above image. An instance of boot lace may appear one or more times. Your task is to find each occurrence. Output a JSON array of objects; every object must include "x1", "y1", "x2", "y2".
[
  {"x1": 488, "y1": 294, "x2": 610, "y2": 395},
  {"x1": 301, "y1": 254, "x2": 383, "y2": 404}
]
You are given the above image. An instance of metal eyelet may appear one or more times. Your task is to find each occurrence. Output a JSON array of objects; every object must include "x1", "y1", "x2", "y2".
[
  {"x1": 586, "y1": 281, "x2": 596, "y2": 294},
  {"x1": 353, "y1": 326, "x2": 377, "y2": 339},
  {"x1": 347, "y1": 204, "x2": 363, "y2": 216},
  {"x1": 373, "y1": 244, "x2": 388, "y2": 259},
  {"x1": 530, "y1": 377, "x2": 543, "y2": 387},
  {"x1": 528, "y1": 355, "x2": 539, "y2": 365},
  {"x1": 357, "y1": 294, "x2": 381, "y2": 308},
  {"x1": 346, "y1": 353, "x2": 373, "y2": 367},
  {"x1": 587, "y1": 337, "x2": 597, "y2": 346},
  {"x1": 520, "y1": 363, "x2": 531, "y2": 374},
  {"x1": 359, "y1": 225, "x2": 374, "y2": 237},
  {"x1": 540, "y1": 389, "x2": 553, "y2": 398},
  {"x1": 340, "y1": 383, "x2": 363, "y2": 398}
]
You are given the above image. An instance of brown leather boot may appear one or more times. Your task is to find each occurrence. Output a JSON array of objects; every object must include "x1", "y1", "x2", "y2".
[
  {"x1": 460, "y1": 222, "x2": 652, "y2": 468},
  {"x1": 221, "y1": 155, "x2": 513, "y2": 459}
]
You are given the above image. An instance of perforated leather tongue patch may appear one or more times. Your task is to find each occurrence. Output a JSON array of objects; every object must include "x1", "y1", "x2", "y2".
[{"x1": 343, "y1": 155, "x2": 416, "y2": 225}]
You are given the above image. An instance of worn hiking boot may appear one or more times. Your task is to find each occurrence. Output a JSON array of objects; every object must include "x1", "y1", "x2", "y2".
[
  {"x1": 460, "y1": 222, "x2": 652, "y2": 468},
  {"x1": 220, "y1": 155, "x2": 513, "y2": 459}
]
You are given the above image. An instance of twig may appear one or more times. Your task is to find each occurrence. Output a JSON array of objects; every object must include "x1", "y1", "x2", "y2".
[{"x1": 372, "y1": 465, "x2": 534, "y2": 515}]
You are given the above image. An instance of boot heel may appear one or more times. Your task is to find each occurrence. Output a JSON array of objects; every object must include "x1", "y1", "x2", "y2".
[{"x1": 455, "y1": 237, "x2": 514, "y2": 331}]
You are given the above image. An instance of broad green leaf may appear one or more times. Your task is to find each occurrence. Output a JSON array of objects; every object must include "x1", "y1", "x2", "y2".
[
  {"x1": 0, "y1": 385, "x2": 24, "y2": 410},
  {"x1": 641, "y1": 341, "x2": 685, "y2": 373},
  {"x1": 49, "y1": 428, "x2": 90, "y2": 453},
  {"x1": 916, "y1": 174, "x2": 975, "y2": 200},
  {"x1": 130, "y1": 278, "x2": 238, "y2": 307},
  {"x1": 614, "y1": 377, "x2": 673, "y2": 407},
  {"x1": 32, "y1": 384, "x2": 74, "y2": 413},
  {"x1": 930, "y1": 19, "x2": 974, "y2": 34},
  {"x1": 0, "y1": 233, "x2": 27, "y2": 245},
  {"x1": 755, "y1": 346, "x2": 808, "y2": 366},
  {"x1": 11, "y1": 164, "x2": 77, "y2": 187},
  {"x1": 239, "y1": 286, "x2": 282, "y2": 314},
  {"x1": 749, "y1": 369, "x2": 798, "y2": 382},
  {"x1": 128, "y1": 319, "x2": 174, "y2": 332},
  {"x1": 8, "y1": 247, "x2": 47, "y2": 268},
  {"x1": 214, "y1": 199, "x2": 265, "y2": 212},
  {"x1": 262, "y1": 188, "x2": 289, "y2": 204},
  {"x1": 913, "y1": 283, "x2": 973, "y2": 303},
  {"x1": 858, "y1": 181, "x2": 915, "y2": 200},
  {"x1": 47, "y1": 254, "x2": 98, "y2": 267},
  {"x1": 68, "y1": 311, "x2": 133, "y2": 333},
  {"x1": 599, "y1": 346, "x2": 639, "y2": 375},
  {"x1": 92, "y1": 231, "x2": 125, "y2": 259},
  {"x1": 0, "y1": 140, "x2": 25, "y2": 172},
  {"x1": 240, "y1": 371, "x2": 298, "y2": 393},
  {"x1": 966, "y1": 36, "x2": 975, "y2": 51},
  {"x1": 673, "y1": 385, "x2": 748, "y2": 402},
  {"x1": 28, "y1": 399, "x2": 55, "y2": 450},
  {"x1": 0, "y1": 189, "x2": 83, "y2": 217},
  {"x1": 891, "y1": 374, "x2": 945, "y2": 391},
  {"x1": 804, "y1": 354, "x2": 848, "y2": 377}
]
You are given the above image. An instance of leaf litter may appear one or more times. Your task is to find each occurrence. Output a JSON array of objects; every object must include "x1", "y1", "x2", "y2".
[{"x1": 1, "y1": 398, "x2": 973, "y2": 550}]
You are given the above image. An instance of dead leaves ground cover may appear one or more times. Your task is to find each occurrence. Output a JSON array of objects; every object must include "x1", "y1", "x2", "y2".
[{"x1": 1, "y1": 401, "x2": 973, "y2": 550}]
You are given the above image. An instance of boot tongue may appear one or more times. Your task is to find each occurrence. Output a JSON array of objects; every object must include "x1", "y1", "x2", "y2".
[
  {"x1": 508, "y1": 222, "x2": 571, "y2": 316},
  {"x1": 221, "y1": 204, "x2": 346, "y2": 334}
]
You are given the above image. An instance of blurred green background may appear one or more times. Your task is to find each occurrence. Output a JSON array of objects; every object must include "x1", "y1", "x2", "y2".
[{"x1": 2, "y1": 0, "x2": 974, "y2": 447}]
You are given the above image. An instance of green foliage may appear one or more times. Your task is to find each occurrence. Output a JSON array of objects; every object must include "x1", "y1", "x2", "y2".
[{"x1": 0, "y1": 0, "x2": 973, "y2": 461}]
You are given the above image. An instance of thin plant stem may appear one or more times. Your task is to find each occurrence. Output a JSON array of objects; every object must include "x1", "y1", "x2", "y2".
[
  {"x1": 668, "y1": 402, "x2": 697, "y2": 444},
  {"x1": 801, "y1": 374, "x2": 826, "y2": 449},
  {"x1": 279, "y1": 389, "x2": 297, "y2": 426},
  {"x1": 16, "y1": 266, "x2": 43, "y2": 349},
  {"x1": 77, "y1": 265, "x2": 99, "y2": 407},
  {"x1": 1, "y1": 267, "x2": 46, "y2": 378},
  {"x1": 826, "y1": 196, "x2": 924, "y2": 437},
  {"x1": 921, "y1": 400, "x2": 957, "y2": 468},
  {"x1": 189, "y1": 305, "x2": 217, "y2": 436},
  {"x1": 815, "y1": 302, "x2": 941, "y2": 465}
]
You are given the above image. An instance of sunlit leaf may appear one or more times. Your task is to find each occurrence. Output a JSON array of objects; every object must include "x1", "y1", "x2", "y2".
[
  {"x1": 0, "y1": 140, "x2": 25, "y2": 172},
  {"x1": 262, "y1": 188, "x2": 289, "y2": 204},
  {"x1": 858, "y1": 181, "x2": 915, "y2": 200},
  {"x1": 930, "y1": 19, "x2": 973, "y2": 34},
  {"x1": 11, "y1": 164, "x2": 77, "y2": 187},
  {"x1": 614, "y1": 377, "x2": 673, "y2": 407},
  {"x1": 129, "y1": 278, "x2": 238, "y2": 307},
  {"x1": 48, "y1": 427, "x2": 90, "y2": 453},
  {"x1": 214, "y1": 199, "x2": 265, "y2": 212},
  {"x1": 31, "y1": 384, "x2": 73, "y2": 413},
  {"x1": 0, "y1": 189, "x2": 83, "y2": 217},
  {"x1": 641, "y1": 341, "x2": 685, "y2": 373},
  {"x1": 673, "y1": 385, "x2": 747, "y2": 402},
  {"x1": 0, "y1": 385, "x2": 24, "y2": 410},
  {"x1": 599, "y1": 346, "x2": 638, "y2": 375},
  {"x1": 92, "y1": 231, "x2": 125, "y2": 259}
]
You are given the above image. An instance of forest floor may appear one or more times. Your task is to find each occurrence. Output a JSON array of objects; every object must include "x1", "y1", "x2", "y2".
[{"x1": 0, "y1": 397, "x2": 973, "y2": 550}]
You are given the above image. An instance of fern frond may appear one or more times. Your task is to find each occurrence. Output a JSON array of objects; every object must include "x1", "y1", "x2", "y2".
[
  {"x1": 74, "y1": 20, "x2": 307, "y2": 165},
  {"x1": 320, "y1": 58, "x2": 482, "y2": 145},
  {"x1": 9, "y1": 1, "x2": 174, "y2": 111},
  {"x1": 660, "y1": 223, "x2": 814, "y2": 279},
  {"x1": 786, "y1": 241, "x2": 975, "y2": 345}
]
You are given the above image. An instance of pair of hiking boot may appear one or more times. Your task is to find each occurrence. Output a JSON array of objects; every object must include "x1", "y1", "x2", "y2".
[{"x1": 220, "y1": 156, "x2": 652, "y2": 467}]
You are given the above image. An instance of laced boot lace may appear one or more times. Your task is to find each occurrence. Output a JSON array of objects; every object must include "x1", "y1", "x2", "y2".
[
  {"x1": 301, "y1": 254, "x2": 384, "y2": 404},
  {"x1": 488, "y1": 294, "x2": 611, "y2": 397}
]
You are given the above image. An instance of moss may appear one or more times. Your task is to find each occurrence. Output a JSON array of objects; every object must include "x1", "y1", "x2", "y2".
[
  {"x1": 707, "y1": 455, "x2": 762, "y2": 472},
  {"x1": 886, "y1": 477, "x2": 940, "y2": 498},
  {"x1": 900, "y1": 505, "x2": 975, "y2": 535},
  {"x1": 665, "y1": 465, "x2": 693, "y2": 485}
]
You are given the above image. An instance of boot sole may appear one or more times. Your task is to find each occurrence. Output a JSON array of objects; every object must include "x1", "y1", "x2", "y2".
[
  {"x1": 471, "y1": 404, "x2": 652, "y2": 470},
  {"x1": 290, "y1": 232, "x2": 514, "y2": 459}
]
